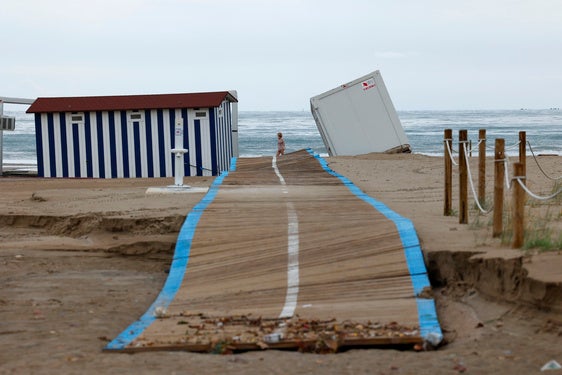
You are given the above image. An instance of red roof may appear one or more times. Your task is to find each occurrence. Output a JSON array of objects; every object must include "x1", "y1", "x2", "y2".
[{"x1": 27, "y1": 91, "x2": 237, "y2": 113}]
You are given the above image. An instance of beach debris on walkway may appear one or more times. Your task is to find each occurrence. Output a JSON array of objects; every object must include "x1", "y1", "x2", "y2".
[{"x1": 132, "y1": 312, "x2": 421, "y2": 353}]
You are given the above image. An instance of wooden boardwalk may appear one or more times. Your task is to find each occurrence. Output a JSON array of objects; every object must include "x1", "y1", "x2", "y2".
[{"x1": 105, "y1": 150, "x2": 441, "y2": 353}]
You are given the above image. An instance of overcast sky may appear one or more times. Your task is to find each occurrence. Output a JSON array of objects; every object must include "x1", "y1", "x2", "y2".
[{"x1": 2, "y1": 0, "x2": 562, "y2": 111}]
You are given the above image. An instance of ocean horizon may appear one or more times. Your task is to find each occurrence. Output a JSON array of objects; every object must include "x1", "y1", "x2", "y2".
[{"x1": 1, "y1": 109, "x2": 561, "y2": 170}]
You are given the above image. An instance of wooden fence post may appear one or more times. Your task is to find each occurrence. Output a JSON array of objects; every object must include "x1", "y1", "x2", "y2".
[
  {"x1": 459, "y1": 130, "x2": 468, "y2": 224},
  {"x1": 478, "y1": 129, "x2": 486, "y2": 206},
  {"x1": 444, "y1": 129, "x2": 453, "y2": 216},
  {"x1": 519, "y1": 131, "x2": 526, "y2": 185},
  {"x1": 493, "y1": 138, "x2": 505, "y2": 237},
  {"x1": 512, "y1": 162, "x2": 525, "y2": 248}
]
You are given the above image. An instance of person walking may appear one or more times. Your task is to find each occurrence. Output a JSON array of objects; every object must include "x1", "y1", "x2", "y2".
[{"x1": 276, "y1": 132, "x2": 285, "y2": 157}]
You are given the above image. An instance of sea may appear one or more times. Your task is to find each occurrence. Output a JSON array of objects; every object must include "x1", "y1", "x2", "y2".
[{"x1": 1, "y1": 109, "x2": 561, "y2": 171}]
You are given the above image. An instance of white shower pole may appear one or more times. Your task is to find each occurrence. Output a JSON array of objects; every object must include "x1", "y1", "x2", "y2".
[{"x1": 171, "y1": 118, "x2": 188, "y2": 186}]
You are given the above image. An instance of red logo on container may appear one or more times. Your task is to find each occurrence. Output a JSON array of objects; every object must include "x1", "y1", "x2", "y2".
[{"x1": 362, "y1": 78, "x2": 376, "y2": 91}]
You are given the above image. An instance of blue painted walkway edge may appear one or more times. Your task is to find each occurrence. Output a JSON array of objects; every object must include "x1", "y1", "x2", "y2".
[
  {"x1": 306, "y1": 148, "x2": 443, "y2": 343},
  {"x1": 105, "y1": 157, "x2": 238, "y2": 350}
]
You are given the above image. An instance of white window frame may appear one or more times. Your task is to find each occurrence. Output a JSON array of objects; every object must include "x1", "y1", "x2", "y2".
[
  {"x1": 193, "y1": 108, "x2": 208, "y2": 118},
  {"x1": 127, "y1": 109, "x2": 145, "y2": 122},
  {"x1": 68, "y1": 112, "x2": 84, "y2": 125}
]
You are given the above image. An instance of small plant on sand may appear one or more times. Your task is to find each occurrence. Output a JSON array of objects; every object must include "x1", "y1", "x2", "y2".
[
  {"x1": 522, "y1": 208, "x2": 562, "y2": 251},
  {"x1": 468, "y1": 214, "x2": 487, "y2": 230},
  {"x1": 447, "y1": 208, "x2": 458, "y2": 217},
  {"x1": 495, "y1": 187, "x2": 561, "y2": 251},
  {"x1": 552, "y1": 180, "x2": 562, "y2": 201},
  {"x1": 523, "y1": 228, "x2": 562, "y2": 252},
  {"x1": 500, "y1": 227, "x2": 513, "y2": 247},
  {"x1": 472, "y1": 194, "x2": 492, "y2": 212},
  {"x1": 498, "y1": 209, "x2": 512, "y2": 246}
]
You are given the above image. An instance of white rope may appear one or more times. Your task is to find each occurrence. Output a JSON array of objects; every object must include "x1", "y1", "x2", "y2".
[
  {"x1": 485, "y1": 140, "x2": 521, "y2": 152},
  {"x1": 505, "y1": 140, "x2": 521, "y2": 150},
  {"x1": 527, "y1": 141, "x2": 562, "y2": 181},
  {"x1": 462, "y1": 142, "x2": 493, "y2": 214},
  {"x1": 444, "y1": 139, "x2": 458, "y2": 166},
  {"x1": 485, "y1": 144, "x2": 495, "y2": 152},
  {"x1": 501, "y1": 153, "x2": 518, "y2": 188},
  {"x1": 512, "y1": 177, "x2": 562, "y2": 200},
  {"x1": 443, "y1": 138, "x2": 459, "y2": 154},
  {"x1": 449, "y1": 136, "x2": 560, "y2": 208}
]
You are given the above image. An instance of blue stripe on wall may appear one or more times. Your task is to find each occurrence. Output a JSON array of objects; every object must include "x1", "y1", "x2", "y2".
[
  {"x1": 47, "y1": 113, "x2": 56, "y2": 177},
  {"x1": 224, "y1": 103, "x2": 231, "y2": 171},
  {"x1": 226, "y1": 103, "x2": 231, "y2": 170},
  {"x1": 133, "y1": 121, "x2": 141, "y2": 177},
  {"x1": 157, "y1": 109, "x2": 166, "y2": 177},
  {"x1": 34, "y1": 115, "x2": 44, "y2": 177},
  {"x1": 121, "y1": 112, "x2": 129, "y2": 178},
  {"x1": 217, "y1": 109, "x2": 222, "y2": 172},
  {"x1": 208, "y1": 109, "x2": 217, "y2": 175},
  {"x1": 214, "y1": 109, "x2": 221, "y2": 172},
  {"x1": 72, "y1": 123, "x2": 80, "y2": 177},
  {"x1": 84, "y1": 114, "x2": 93, "y2": 178},
  {"x1": 224, "y1": 102, "x2": 232, "y2": 170},
  {"x1": 108, "y1": 112, "x2": 117, "y2": 178},
  {"x1": 169, "y1": 110, "x2": 176, "y2": 174},
  {"x1": 96, "y1": 111, "x2": 105, "y2": 178},
  {"x1": 181, "y1": 108, "x2": 189, "y2": 176},
  {"x1": 194, "y1": 119, "x2": 202, "y2": 177},
  {"x1": 145, "y1": 110, "x2": 154, "y2": 178},
  {"x1": 60, "y1": 115, "x2": 69, "y2": 177}
]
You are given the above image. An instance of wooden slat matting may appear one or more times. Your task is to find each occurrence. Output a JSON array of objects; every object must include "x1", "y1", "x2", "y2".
[{"x1": 117, "y1": 150, "x2": 427, "y2": 352}]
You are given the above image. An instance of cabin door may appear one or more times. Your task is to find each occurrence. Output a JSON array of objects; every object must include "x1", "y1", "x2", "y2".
[
  {"x1": 126, "y1": 110, "x2": 146, "y2": 178},
  {"x1": 187, "y1": 108, "x2": 211, "y2": 176}
]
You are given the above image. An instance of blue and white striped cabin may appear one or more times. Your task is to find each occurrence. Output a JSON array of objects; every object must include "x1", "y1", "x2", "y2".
[{"x1": 26, "y1": 91, "x2": 238, "y2": 178}]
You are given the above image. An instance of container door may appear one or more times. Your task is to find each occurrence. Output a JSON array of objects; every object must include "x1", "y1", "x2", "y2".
[
  {"x1": 127, "y1": 110, "x2": 146, "y2": 177},
  {"x1": 187, "y1": 108, "x2": 212, "y2": 176}
]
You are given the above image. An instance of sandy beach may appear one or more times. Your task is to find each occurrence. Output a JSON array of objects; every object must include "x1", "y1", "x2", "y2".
[{"x1": 1, "y1": 153, "x2": 560, "y2": 374}]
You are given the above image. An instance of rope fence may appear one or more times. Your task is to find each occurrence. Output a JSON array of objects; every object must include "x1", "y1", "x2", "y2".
[
  {"x1": 443, "y1": 129, "x2": 561, "y2": 249},
  {"x1": 528, "y1": 141, "x2": 562, "y2": 181},
  {"x1": 513, "y1": 177, "x2": 562, "y2": 201},
  {"x1": 461, "y1": 141, "x2": 493, "y2": 214}
]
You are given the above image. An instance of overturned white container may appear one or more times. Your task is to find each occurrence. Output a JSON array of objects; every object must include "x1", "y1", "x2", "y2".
[{"x1": 310, "y1": 70, "x2": 410, "y2": 156}]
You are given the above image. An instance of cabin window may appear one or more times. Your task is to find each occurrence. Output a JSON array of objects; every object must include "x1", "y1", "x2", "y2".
[
  {"x1": 69, "y1": 112, "x2": 84, "y2": 124},
  {"x1": 128, "y1": 110, "x2": 144, "y2": 122},
  {"x1": 195, "y1": 111, "x2": 207, "y2": 118}
]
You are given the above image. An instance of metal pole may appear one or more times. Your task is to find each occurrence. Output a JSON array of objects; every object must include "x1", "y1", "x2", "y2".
[{"x1": 171, "y1": 118, "x2": 188, "y2": 186}]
